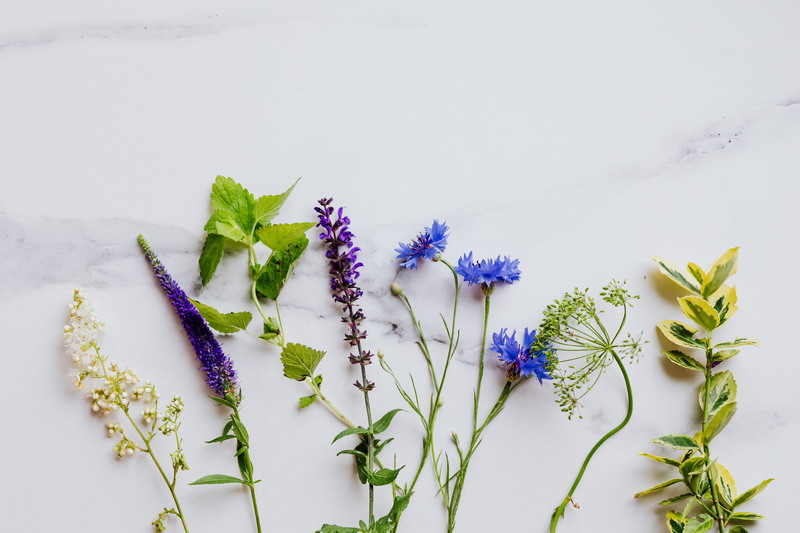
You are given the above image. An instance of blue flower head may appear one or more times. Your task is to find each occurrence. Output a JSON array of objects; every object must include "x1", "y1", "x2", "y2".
[
  {"x1": 455, "y1": 252, "x2": 521, "y2": 286},
  {"x1": 490, "y1": 327, "x2": 553, "y2": 384},
  {"x1": 395, "y1": 220, "x2": 449, "y2": 269}
]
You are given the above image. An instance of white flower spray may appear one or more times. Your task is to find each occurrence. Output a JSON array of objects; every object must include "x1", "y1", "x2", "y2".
[{"x1": 64, "y1": 289, "x2": 191, "y2": 532}]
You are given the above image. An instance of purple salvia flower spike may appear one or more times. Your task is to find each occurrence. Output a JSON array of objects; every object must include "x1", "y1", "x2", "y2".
[{"x1": 138, "y1": 235, "x2": 239, "y2": 400}]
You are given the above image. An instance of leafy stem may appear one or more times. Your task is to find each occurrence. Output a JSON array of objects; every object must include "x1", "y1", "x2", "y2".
[{"x1": 702, "y1": 337, "x2": 726, "y2": 533}]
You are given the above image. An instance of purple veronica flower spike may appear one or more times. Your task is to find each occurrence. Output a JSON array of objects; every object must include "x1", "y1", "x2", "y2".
[
  {"x1": 455, "y1": 252, "x2": 521, "y2": 286},
  {"x1": 395, "y1": 220, "x2": 449, "y2": 269},
  {"x1": 490, "y1": 327, "x2": 553, "y2": 383},
  {"x1": 138, "y1": 235, "x2": 239, "y2": 399}
]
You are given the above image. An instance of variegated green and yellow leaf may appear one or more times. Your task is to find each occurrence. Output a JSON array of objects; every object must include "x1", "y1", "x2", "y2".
[
  {"x1": 699, "y1": 371, "x2": 737, "y2": 417},
  {"x1": 678, "y1": 296, "x2": 720, "y2": 332},
  {"x1": 653, "y1": 434, "x2": 701, "y2": 451},
  {"x1": 710, "y1": 349, "x2": 740, "y2": 365},
  {"x1": 657, "y1": 321, "x2": 706, "y2": 349},
  {"x1": 729, "y1": 512, "x2": 764, "y2": 521},
  {"x1": 727, "y1": 526, "x2": 749, "y2": 533},
  {"x1": 666, "y1": 510, "x2": 687, "y2": 533},
  {"x1": 732, "y1": 479, "x2": 773, "y2": 508},
  {"x1": 652, "y1": 256, "x2": 701, "y2": 294},
  {"x1": 710, "y1": 462, "x2": 737, "y2": 508},
  {"x1": 663, "y1": 350, "x2": 705, "y2": 371},
  {"x1": 713, "y1": 338, "x2": 759, "y2": 349},
  {"x1": 687, "y1": 262, "x2": 705, "y2": 284},
  {"x1": 640, "y1": 452, "x2": 682, "y2": 467},
  {"x1": 703, "y1": 402, "x2": 737, "y2": 443},
  {"x1": 683, "y1": 513, "x2": 714, "y2": 533},
  {"x1": 701, "y1": 247, "x2": 739, "y2": 299},
  {"x1": 679, "y1": 457, "x2": 708, "y2": 495},
  {"x1": 634, "y1": 478, "x2": 682, "y2": 498},
  {"x1": 659, "y1": 493, "x2": 693, "y2": 506},
  {"x1": 711, "y1": 284, "x2": 738, "y2": 324}
]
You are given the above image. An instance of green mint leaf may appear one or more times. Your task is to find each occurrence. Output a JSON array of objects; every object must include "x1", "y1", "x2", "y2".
[
  {"x1": 253, "y1": 178, "x2": 301, "y2": 227},
  {"x1": 368, "y1": 467, "x2": 402, "y2": 486},
  {"x1": 317, "y1": 525, "x2": 360, "y2": 533},
  {"x1": 204, "y1": 209, "x2": 247, "y2": 243},
  {"x1": 280, "y1": 342, "x2": 326, "y2": 381},
  {"x1": 210, "y1": 176, "x2": 256, "y2": 234},
  {"x1": 372, "y1": 409, "x2": 403, "y2": 435},
  {"x1": 199, "y1": 233, "x2": 226, "y2": 285},
  {"x1": 299, "y1": 395, "x2": 317, "y2": 408},
  {"x1": 256, "y1": 222, "x2": 316, "y2": 252},
  {"x1": 255, "y1": 235, "x2": 309, "y2": 300},
  {"x1": 188, "y1": 298, "x2": 252, "y2": 334},
  {"x1": 189, "y1": 474, "x2": 246, "y2": 485}
]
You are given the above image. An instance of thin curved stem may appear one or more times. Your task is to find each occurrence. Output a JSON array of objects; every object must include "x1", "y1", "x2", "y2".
[{"x1": 550, "y1": 349, "x2": 632, "y2": 533}]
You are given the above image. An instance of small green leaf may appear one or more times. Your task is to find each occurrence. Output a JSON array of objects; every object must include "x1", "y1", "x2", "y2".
[
  {"x1": 711, "y1": 285, "x2": 738, "y2": 324},
  {"x1": 710, "y1": 462, "x2": 737, "y2": 508},
  {"x1": 651, "y1": 256, "x2": 701, "y2": 294},
  {"x1": 634, "y1": 478, "x2": 682, "y2": 498},
  {"x1": 701, "y1": 247, "x2": 739, "y2": 299},
  {"x1": 257, "y1": 222, "x2": 316, "y2": 252},
  {"x1": 683, "y1": 513, "x2": 714, "y2": 533},
  {"x1": 336, "y1": 449, "x2": 368, "y2": 459},
  {"x1": 199, "y1": 233, "x2": 226, "y2": 285},
  {"x1": 255, "y1": 235, "x2": 309, "y2": 300},
  {"x1": 189, "y1": 474, "x2": 246, "y2": 485},
  {"x1": 687, "y1": 262, "x2": 705, "y2": 284},
  {"x1": 658, "y1": 493, "x2": 693, "y2": 506},
  {"x1": 372, "y1": 409, "x2": 403, "y2": 435},
  {"x1": 679, "y1": 457, "x2": 708, "y2": 495},
  {"x1": 317, "y1": 524, "x2": 360, "y2": 533},
  {"x1": 332, "y1": 426, "x2": 369, "y2": 443},
  {"x1": 657, "y1": 321, "x2": 706, "y2": 349},
  {"x1": 727, "y1": 527, "x2": 749, "y2": 533},
  {"x1": 253, "y1": 178, "x2": 300, "y2": 227},
  {"x1": 729, "y1": 512, "x2": 764, "y2": 521},
  {"x1": 703, "y1": 402, "x2": 737, "y2": 443},
  {"x1": 208, "y1": 395, "x2": 236, "y2": 409},
  {"x1": 710, "y1": 349, "x2": 740, "y2": 365},
  {"x1": 666, "y1": 510, "x2": 686, "y2": 533},
  {"x1": 652, "y1": 435, "x2": 701, "y2": 450},
  {"x1": 388, "y1": 492, "x2": 413, "y2": 518},
  {"x1": 281, "y1": 343, "x2": 326, "y2": 381},
  {"x1": 259, "y1": 317, "x2": 281, "y2": 341},
  {"x1": 699, "y1": 371, "x2": 737, "y2": 417},
  {"x1": 299, "y1": 395, "x2": 317, "y2": 408},
  {"x1": 663, "y1": 350, "x2": 705, "y2": 371},
  {"x1": 368, "y1": 467, "x2": 402, "y2": 486},
  {"x1": 732, "y1": 479, "x2": 773, "y2": 508},
  {"x1": 713, "y1": 338, "x2": 759, "y2": 349},
  {"x1": 678, "y1": 296, "x2": 720, "y2": 332},
  {"x1": 210, "y1": 176, "x2": 256, "y2": 234},
  {"x1": 206, "y1": 434, "x2": 236, "y2": 444},
  {"x1": 189, "y1": 298, "x2": 252, "y2": 334},
  {"x1": 640, "y1": 452, "x2": 681, "y2": 467},
  {"x1": 204, "y1": 209, "x2": 247, "y2": 242}
]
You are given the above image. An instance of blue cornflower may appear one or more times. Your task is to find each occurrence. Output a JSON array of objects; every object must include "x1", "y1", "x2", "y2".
[
  {"x1": 395, "y1": 220, "x2": 449, "y2": 269},
  {"x1": 455, "y1": 252, "x2": 521, "y2": 286},
  {"x1": 490, "y1": 327, "x2": 553, "y2": 384}
]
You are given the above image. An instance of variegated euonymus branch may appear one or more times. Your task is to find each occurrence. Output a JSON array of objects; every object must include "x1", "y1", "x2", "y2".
[{"x1": 637, "y1": 248, "x2": 772, "y2": 533}]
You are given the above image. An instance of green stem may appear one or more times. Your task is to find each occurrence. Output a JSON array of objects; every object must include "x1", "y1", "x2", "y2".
[
  {"x1": 232, "y1": 405, "x2": 263, "y2": 533},
  {"x1": 702, "y1": 338, "x2": 727, "y2": 533},
  {"x1": 249, "y1": 484, "x2": 263, "y2": 533},
  {"x1": 473, "y1": 294, "x2": 491, "y2": 433},
  {"x1": 549, "y1": 349, "x2": 633, "y2": 533}
]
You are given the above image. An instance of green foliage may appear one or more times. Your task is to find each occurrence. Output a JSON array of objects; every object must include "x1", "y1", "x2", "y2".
[
  {"x1": 255, "y1": 235, "x2": 309, "y2": 300},
  {"x1": 641, "y1": 248, "x2": 769, "y2": 532},
  {"x1": 189, "y1": 298, "x2": 252, "y2": 334},
  {"x1": 199, "y1": 234, "x2": 226, "y2": 285},
  {"x1": 281, "y1": 343, "x2": 326, "y2": 381},
  {"x1": 257, "y1": 222, "x2": 316, "y2": 252},
  {"x1": 189, "y1": 474, "x2": 246, "y2": 485}
]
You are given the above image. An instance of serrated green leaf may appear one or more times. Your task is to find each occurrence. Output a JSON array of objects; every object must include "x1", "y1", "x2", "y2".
[
  {"x1": 729, "y1": 512, "x2": 764, "y2": 521},
  {"x1": 640, "y1": 452, "x2": 682, "y2": 467},
  {"x1": 189, "y1": 474, "x2": 246, "y2": 485},
  {"x1": 732, "y1": 479, "x2": 773, "y2": 508},
  {"x1": 255, "y1": 235, "x2": 309, "y2": 300},
  {"x1": 657, "y1": 321, "x2": 706, "y2": 349},
  {"x1": 199, "y1": 233, "x2": 226, "y2": 285},
  {"x1": 652, "y1": 434, "x2": 701, "y2": 450},
  {"x1": 189, "y1": 298, "x2": 252, "y2": 334},
  {"x1": 299, "y1": 394, "x2": 317, "y2": 408},
  {"x1": 368, "y1": 467, "x2": 402, "y2": 486},
  {"x1": 253, "y1": 178, "x2": 300, "y2": 227},
  {"x1": 666, "y1": 510, "x2": 686, "y2": 533},
  {"x1": 204, "y1": 209, "x2": 247, "y2": 242},
  {"x1": 260, "y1": 317, "x2": 281, "y2": 341},
  {"x1": 703, "y1": 402, "x2": 737, "y2": 443},
  {"x1": 317, "y1": 524, "x2": 360, "y2": 533},
  {"x1": 678, "y1": 296, "x2": 720, "y2": 332},
  {"x1": 210, "y1": 176, "x2": 256, "y2": 235},
  {"x1": 683, "y1": 513, "x2": 714, "y2": 533},
  {"x1": 388, "y1": 492, "x2": 413, "y2": 518},
  {"x1": 699, "y1": 371, "x2": 737, "y2": 417},
  {"x1": 281, "y1": 343, "x2": 326, "y2": 381},
  {"x1": 701, "y1": 247, "x2": 739, "y2": 299},
  {"x1": 663, "y1": 350, "x2": 705, "y2": 371},
  {"x1": 257, "y1": 222, "x2": 316, "y2": 252},
  {"x1": 634, "y1": 478, "x2": 682, "y2": 498},
  {"x1": 658, "y1": 493, "x2": 693, "y2": 506},
  {"x1": 332, "y1": 426, "x2": 369, "y2": 443},
  {"x1": 713, "y1": 338, "x2": 759, "y2": 349},
  {"x1": 652, "y1": 256, "x2": 701, "y2": 294},
  {"x1": 372, "y1": 409, "x2": 403, "y2": 435}
]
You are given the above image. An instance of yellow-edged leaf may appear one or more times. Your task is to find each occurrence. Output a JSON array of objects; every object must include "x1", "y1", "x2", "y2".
[
  {"x1": 652, "y1": 256, "x2": 701, "y2": 294},
  {"x1": 703, "y1": 402, "x2": 737, "y2": 443},
  {"x1": 711, "y1": 284, "x2": 739, "y2": 324},
  {"x1": 657, "y1": 320, "x2": 706, "y2": 349},
  {"x1": 678, "y1": 296, "x2": 720, "y2": 331},
  {"x1": 634, "y1": 478, "x2": 682, "y2": 498},
  {"x1": 640, "y1": 452, "x2": 681, "y2": 467},
  {"x1": 663, "y1": 350, "x2": 705, "y2": 371},
  {"x1": 687, "y1": 262, "x2": 706, "y2": 284},
  {"x1": 699, "y1": 371, "x2": 737, "y2": 417},
  {"x1": 701, "y1": 247, "x2": 739, "y2": 298},
  {"x1": 710, "y1": 462, "x2": 738, "y2": 508},
  {"x1": 733, "y1": 479, "x2": 773, "y2": 508}
]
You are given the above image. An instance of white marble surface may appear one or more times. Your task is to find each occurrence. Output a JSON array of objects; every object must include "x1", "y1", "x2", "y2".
[{"x1": 2, "y1": 1, "x2": 799, "y2": 531}]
